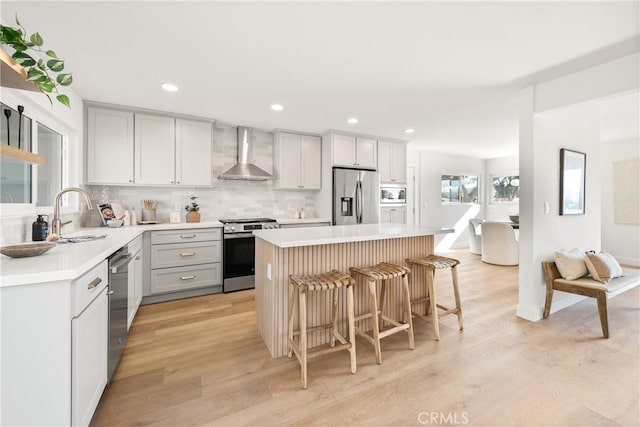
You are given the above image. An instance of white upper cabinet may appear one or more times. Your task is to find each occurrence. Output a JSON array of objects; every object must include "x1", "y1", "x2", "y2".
[
  {"x1": 87, "y1": 106, "x2": 213, "y2": 187},
  {"x1": 378, "y1": 141, "x2": 407, "y2": 183},
  {"x1": 175, "y1": 119, "x2": 213, "y2": 186},
  {"x1": 274, "y1": 131, "x2": 321, "y2": 190},
  {"x1": 135, "y1": 114, "x2": 176, "y2": 185},
  {"x1": 331, "y1": 133, "x2": 377, "y2": 169},
  {"x1": 87, "y1": 108, "x2": 134, "y2": 185}
]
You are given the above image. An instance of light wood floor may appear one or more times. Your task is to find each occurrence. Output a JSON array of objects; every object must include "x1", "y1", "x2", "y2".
[{"x1": 91, "y1": 250, "x2": 640, "y2": 427}]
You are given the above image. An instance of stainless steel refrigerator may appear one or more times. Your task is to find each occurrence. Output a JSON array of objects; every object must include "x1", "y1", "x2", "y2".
[{"x1": 333, "y1": 167, "x2": 380, "y2": 225}]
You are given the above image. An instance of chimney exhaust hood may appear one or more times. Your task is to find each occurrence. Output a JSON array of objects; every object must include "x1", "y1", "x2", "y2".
[{"x1": 218, "y1": 126, "x2": 273, "y2": 181}]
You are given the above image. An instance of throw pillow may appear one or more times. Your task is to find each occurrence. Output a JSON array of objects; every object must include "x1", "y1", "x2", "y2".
[
  {"x1": 584, "y1": 251, "x2": 623, "y2": 283},
  {"x1": 554, "y1": 248, "x2": 588, "y2": 280}
]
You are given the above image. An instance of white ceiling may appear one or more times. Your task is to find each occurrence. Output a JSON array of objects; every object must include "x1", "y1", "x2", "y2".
[{"x1": 2, "y1": 1, "x2": 639, "y2": 159}]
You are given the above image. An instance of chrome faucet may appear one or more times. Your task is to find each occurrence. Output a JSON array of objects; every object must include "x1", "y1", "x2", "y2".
[{"x1": 51, "y1": 187, "x2": 93, "y2": 236}]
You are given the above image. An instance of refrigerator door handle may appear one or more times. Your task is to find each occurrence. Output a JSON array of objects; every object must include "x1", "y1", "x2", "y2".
[{"x1": 356, "y1": 180, "x2": 363, "y2": 223}]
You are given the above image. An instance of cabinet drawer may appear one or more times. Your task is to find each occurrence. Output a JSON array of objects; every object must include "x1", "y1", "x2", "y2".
[
  {"x1": 72, "y1": 260, "x2": 108, "y2": 317},
  {"x1": 151, "y1": 241, "x2": 221, "y2": 269},
  {"x1": 150, "y1": 263, "x2": 221, "y2": 294},
  {"x1": 150, "y1": 228, "x2": 221, "y2": 244},
  {"x1": 128, "y1": 235, "x2": 143, "y2": 254}
]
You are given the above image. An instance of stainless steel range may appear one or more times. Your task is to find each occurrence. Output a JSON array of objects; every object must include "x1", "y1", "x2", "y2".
[{"x1": 219, "y1": 218, "x2": 279, "y2": 292}]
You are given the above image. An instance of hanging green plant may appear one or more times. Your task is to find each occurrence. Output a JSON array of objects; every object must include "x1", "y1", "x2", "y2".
[{"x1": 0, "y1": 15, "x2": 73, "y2": 107}]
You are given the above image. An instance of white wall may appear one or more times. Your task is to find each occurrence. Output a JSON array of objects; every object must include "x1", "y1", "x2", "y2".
[
  {"x1": 418, "y1": 151, "x2": 484, "y2": 250},
  {"x1": 517, "y1": 52, "x2": 639, "y2": 322},
  {"x1": 601, "y1": 138, "x2": 640, "y2": 265},
  {"x1": 484, "y1": 155, "x2": 519, "y2": 221}
]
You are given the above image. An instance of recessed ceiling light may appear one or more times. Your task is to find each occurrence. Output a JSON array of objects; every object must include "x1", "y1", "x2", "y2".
[
  {"x1": 271, "y1": 104, "x2": 284, "y2": 111},
  {"x1": 347, "y1": 118, "x2": 359, "y2": 124},
  {"x1": 161, "y1": 83, "x2": 178, "y2": 92},
  {"x1": 404, "y1": 128, "x2": 415, "y2": 134}
]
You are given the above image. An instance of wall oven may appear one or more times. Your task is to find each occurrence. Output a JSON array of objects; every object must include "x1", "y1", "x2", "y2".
[
  {"x1": 219, "y1": 218, "x2": 278, "y2": 292},
  {"x1": 380, "y1": 185, "x2": 407, "y2": 205}
]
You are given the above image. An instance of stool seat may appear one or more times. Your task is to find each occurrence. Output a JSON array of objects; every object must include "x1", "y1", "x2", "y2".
[
  {"x1": 406, "y1": 255, "x2": 463, "y2": 341},
  {"x1": 288, "y1": 270, "x2": 356, "y2": 389},
  {"x1": 349, "y1": 262, "x2": 414, "y2": 364},
  {"x1": 406, "y1": 254, "x2": 460, "y2": 269},
  {"x1": 349, "y1": 262, "x2": 411, "y2": 280},
  {"x1": 291, "y1": 270, "x2": 355, "y2": 291}
]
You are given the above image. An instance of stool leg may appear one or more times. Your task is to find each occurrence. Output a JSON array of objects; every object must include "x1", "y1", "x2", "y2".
[
  {"x1": 347, "y1": 283, "x2": 357, "y2": 374},
  {"x1": 288, "y1": 280, "x2": 295, "y2": 358},
  {"x1": 330, "y1": 288, "x2": 338, "y2": 347},
  {"x1": 378, "y1": 279, "x2": 387, "y2": 329},
  {"x1": 451, "y1": 265, "x2": 464, "y2": 331},
  {"x1": 299, "y1": 289, "x2": 308, "y2": 389},
  {"x1": 368, "y1": 278, "x2": 383, "y2": 364},
  {"x1": 427, "y1": 268, "x2": 440, "y2": 341},
  {"x1": 402, "y1": 273, "x2": 415, "y2": 350}
]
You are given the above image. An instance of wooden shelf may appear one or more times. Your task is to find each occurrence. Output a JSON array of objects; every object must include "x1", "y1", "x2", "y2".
[
  {"x1": 0, "y1": 49, "x2": 39, "y2": 93},
  {"x1": 0, "y1": 144, "x2": 44, "y2": 165}
]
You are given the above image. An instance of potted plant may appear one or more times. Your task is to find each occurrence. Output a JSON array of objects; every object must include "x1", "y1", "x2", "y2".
[
  {"x1": 185, "y1": 196, "x2": 201, "y2": 223},
  {"x1": 0, "y1": 16, "x2": 72, "y2": 106}
]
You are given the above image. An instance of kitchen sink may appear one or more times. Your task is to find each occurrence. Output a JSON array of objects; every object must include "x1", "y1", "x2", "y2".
[{"x1": 56, "y1": 234, "x2": 107, "y2": 243}]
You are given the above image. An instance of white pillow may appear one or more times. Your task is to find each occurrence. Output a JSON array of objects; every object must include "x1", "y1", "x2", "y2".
[
  {"x1": 584, "y1": 251, "x2": 623, "y2": 283},
  {"x1": 554, "y1": 248, "x2": 588, "y2": 280}
]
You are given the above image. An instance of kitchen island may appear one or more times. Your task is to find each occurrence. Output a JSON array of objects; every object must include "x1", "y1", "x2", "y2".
[{"x1": 253, "y1": 223, "x2": 453, "y2": 357}]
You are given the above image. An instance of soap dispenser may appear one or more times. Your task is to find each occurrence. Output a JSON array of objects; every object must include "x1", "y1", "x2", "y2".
[{"x1": 32, "y1": 215, "x2": 49, "y2": 241}]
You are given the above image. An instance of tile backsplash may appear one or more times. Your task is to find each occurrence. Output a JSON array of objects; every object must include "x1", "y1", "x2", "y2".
[{"x1": 0, "y1": 126, "x2": 321, "y2": 245}]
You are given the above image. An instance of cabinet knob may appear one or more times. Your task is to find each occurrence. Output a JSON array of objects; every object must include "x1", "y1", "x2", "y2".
[
  {"x1": 176, "y1": 181, "x2": 181, "y2": 184},
  {"x1": 128, "y1": 179, "x2": 133, "y2": 183}
]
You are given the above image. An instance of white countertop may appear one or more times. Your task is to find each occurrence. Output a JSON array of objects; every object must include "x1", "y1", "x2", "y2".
[
  {"x1": 0, "y1": 221, "x2": 222, "y2": 288},
  {"x1": 253, "y1": 223, "x2": 453, "y2": 248},
  {"x1": 275, "y1": 217, "x2": 332, "y2": 225}
]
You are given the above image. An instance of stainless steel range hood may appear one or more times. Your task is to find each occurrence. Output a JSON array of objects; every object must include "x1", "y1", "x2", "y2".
[{"x1": 218, "y1": 126, "x2": 273, "y2": 181}]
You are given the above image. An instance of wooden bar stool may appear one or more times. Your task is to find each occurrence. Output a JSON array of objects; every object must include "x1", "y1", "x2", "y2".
[
  {"x1": 349, "y1": 262, "x2": 415, "y2": 364},
  {"x1": 288, "y1": 270, "x2": 356, "y2": 389},
  {"x1": 406, "y1": 255, "x2": 463, "y2": 341}
]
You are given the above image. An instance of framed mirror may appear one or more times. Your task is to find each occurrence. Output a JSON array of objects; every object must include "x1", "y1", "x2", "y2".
[{"x1": 559, "y1": 148, "x2": 586, "y2": 215}]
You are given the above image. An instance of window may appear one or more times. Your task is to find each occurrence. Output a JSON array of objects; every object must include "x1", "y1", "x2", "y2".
[
  {"x1": 441, "y1": 175, "x2": 479, "y2": 203},
  {"x1": 36, "y1": 123, "x2": 64, "y2": 206},
  {"x1": 0, "y1": 103, "x2": 33, "y2": 203},
  {"x1": 0, "y1": 100, "x2": 67, "y2": 210},
  {"x1": 491, "y1": 175, "x2": 519, "y2": 203}
]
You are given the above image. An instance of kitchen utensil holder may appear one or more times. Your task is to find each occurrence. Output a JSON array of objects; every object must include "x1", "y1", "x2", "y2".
[{"x1": 141, "y1": 208, "x2": 156, "y2": 222}]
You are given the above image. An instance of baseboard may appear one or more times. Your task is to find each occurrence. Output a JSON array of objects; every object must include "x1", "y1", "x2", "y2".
[
  {"x1": 616, "y1": 256, "x2": 640, "y2": 267},
  {"x1": 516, "y1": 304, "x2": 542, "y2": 322},
  {"x1": 517, "y1": 291, "x2": 587, "y2": 322}
]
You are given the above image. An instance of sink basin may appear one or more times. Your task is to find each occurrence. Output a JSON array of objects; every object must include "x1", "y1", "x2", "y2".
[{"x1": 57, "y1": 234, "x2": 107, "y2": 243}]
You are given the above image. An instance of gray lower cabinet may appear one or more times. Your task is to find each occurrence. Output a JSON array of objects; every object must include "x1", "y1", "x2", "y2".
[{"x1": 149, "y1": 228, "x2": 222, "y2": 295}]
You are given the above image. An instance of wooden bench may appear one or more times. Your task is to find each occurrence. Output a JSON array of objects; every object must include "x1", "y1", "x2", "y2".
[{"x1": 542, "y1": 261, "x2": 640, "y2": 338}]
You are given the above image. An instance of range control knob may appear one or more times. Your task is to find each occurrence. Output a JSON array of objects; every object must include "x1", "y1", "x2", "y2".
[
  {"x1": 224, "y1": 226, "x2": 229, "y2": 232},
  {"x1": 230, "y1": 226, "x2": 236, "y2": 232}
]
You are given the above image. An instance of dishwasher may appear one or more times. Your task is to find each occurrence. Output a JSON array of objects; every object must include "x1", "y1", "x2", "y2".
[{"x1": 108, "y1": 246, "x2": 133, "y2": 381}]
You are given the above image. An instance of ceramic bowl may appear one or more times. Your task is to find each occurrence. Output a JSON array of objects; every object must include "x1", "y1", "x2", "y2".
[
  {"x1": 106, "y1": 219, "x2": 124, "y2": 228},
  {"x1": 0, "y1": 242, "x2": 56, "y2": 258},
  {"x1": 509, "y1": 215, "x2": 519, "y2": 224}
]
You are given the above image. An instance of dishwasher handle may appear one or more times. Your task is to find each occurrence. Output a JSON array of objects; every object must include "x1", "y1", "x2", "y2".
[{"x1": 110, "y1": 253, "x2": 133, "y2": 273}]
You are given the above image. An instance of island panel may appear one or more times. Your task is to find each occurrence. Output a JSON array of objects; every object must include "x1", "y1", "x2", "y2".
[{"x1": 255, "y1": 234, "x2": 434, "y2": 358}]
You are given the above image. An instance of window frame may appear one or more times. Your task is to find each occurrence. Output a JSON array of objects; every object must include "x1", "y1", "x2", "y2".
[
  {"x1": 440, "y1": 174, "x2": 480, "y2": 205},
  {"x1": 489, "y1": 174, "x2": 520, "y2": 204},
  {"x1": 0, "y1": 93, "x2": 72, "y2": 217}
]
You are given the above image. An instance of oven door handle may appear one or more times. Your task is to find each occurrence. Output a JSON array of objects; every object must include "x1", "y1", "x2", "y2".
[{"x1": 224, "y1": 232, "x2": 255, "y2": 239}]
